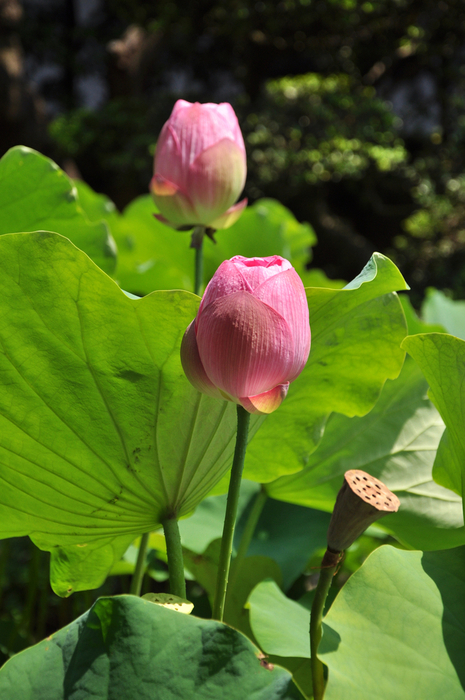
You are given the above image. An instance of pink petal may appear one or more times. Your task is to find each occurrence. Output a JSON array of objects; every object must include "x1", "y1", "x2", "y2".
[
  {"x1": 161, "y1": 102, "x2": 245, "y2": 171},
  {"x1": 150, "y1": 174, "x2": 198, "y2": 227},
  {"x1": 229, "y1": 255, "x2": 293, "y2": 291},
  {"x1": 208, "y1": 198, "x2": 248, "y2": 230},
  {"x1": 239, "y1": 383, "x2": 289, "y2": 415},
  {"x1": 180, "y1": 320, "x2": 224, "y2": 399},
  {"x1": 254, "y1": 268, "x2": 311, "y2": 381},
  {"x1": 196, "y1": 291, "x2": 295, "y2": 398},
  {"x1": 186, "y1": 138, "x2": 246, "y2": 224},
  {"x1": 154, "y1": 124, "x2": 185, "y2": 188},
  {"x1": 198, "y1": 259, "x2": 254, "y2": 320}
]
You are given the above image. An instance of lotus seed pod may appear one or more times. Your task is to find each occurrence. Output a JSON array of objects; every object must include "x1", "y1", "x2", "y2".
[{"x1": 326, "y1": 469, "x2": 400, "y2": 553}]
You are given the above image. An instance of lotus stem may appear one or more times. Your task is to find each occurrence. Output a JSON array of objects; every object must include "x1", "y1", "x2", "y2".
[
  {"x1": 310, "y1": 550, "x2": 340, "y2": 700},
  {"x1": 129, "y1": 531, "x2": 150, "y2": 596},
  {"x1": 191, "y1": 225, "x2": 205, "y2": 296},
  {"x1": 162, "y1": 515, "x2": 186, "y2": 599},
  {"x1": 310, "y1": 469, "x2": 400, "y2": 698},
  {"x1": 212, "y1": 404, "x2": 251, "y2": 621}
]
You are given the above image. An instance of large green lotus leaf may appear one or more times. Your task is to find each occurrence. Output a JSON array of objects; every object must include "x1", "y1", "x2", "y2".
[
  {"x1": 403, "y1": 333, "x2": 465, "y2": 506},
  {"x1": 0, "y1": 147, "x2": 116, "y2": 274},
  {"x1": 421, "y1": 288, "x2": 465, "y2": 340},
  {"x1": 72, "y1": 179, "x2": 120, "y2": 228},
  {"x1": 243, "y1": 253, "x2": 408, "y2": 483},
  {"x1": 0, "y1": 231, "x2": 264, "y2": 594},
  {"x1": 319, "y1": 545, "x2": 465, "y2": 699},
  {"x1": 0, "y1": 595, "x2": 297, "y2": 700},
  {"x1": 266, "y1": 359, "x2": 464, "y2": 550},
  {"x1": 76, "y1": 185, "x2": 316, "y2": 296}
]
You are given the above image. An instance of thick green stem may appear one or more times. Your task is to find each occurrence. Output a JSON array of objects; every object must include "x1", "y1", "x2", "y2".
[
  {"x1": 230, "y1": 486, "x2": 268, "y2": 587},
  {"x1": 212, "y1": 405, "x2": 251, "y2": 621},
  {"x1": 130, "y1": 532, "x2": 149, "y2": 596},
  {"x1": 162, "y1": 516, "x2": 186, "y2": 598},
  {"x1": 310, "y1": 552, "x2": 339, "y2": 700},
  {"x1": 191, "y1": 226, "x2": 205, "y2": 296}
]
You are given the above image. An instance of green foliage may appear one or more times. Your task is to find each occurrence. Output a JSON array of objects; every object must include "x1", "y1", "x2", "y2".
[
  {"x1": 249, "y1": 578, "x2": 311, "y2": 658},
  {"x1": 250, "y1": 546, "x2": 465, "y2": 699},
  {"x1": 180, "y1": 485, "x2": 331, "y2": 591},
  {"x1": 1, "y1": 143, "x2": 464, "y2": 696},
  {"x1": 0, "y1": 230, "x2": 265, "y2": 595},
  {"x1": 243, "y1": 73, "x2": 406, "y2": 196},
  {"x1": 0, "y1": 147, "x2": 116, "y2": 274},
  {"x1": 49, "y1": 99, "x2": 159, "y2": 199},
  {"x1": 266, "y1": 358, "x2": 464, "y2": 551},
  {"x1": 0, "y1": 596, "x2": 297, "y2": 699},
  {"x1": 403, "y1": 334, "x2": 465, "y2": 506},
  {"x1": 235, "y1": 500, "x2": 332, "y2": 590},
  {"x1": 75, "y1": 182, "x2": 317, "y2": 296},
  {"x1": 321, "y1": 546, "x2": 465, "y2": 699}
]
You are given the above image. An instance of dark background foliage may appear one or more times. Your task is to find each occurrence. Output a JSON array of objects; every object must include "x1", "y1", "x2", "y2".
[{"x1": 2, "y1": 0, "x2": 465, "y2": 298}]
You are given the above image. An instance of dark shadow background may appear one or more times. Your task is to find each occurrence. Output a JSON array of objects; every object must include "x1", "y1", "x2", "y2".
[{"x1": 2, "y1": 0, "x2": 465, "y2": 299}]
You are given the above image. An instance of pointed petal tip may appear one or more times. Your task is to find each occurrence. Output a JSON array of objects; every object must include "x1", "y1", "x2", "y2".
[
  {"x1": 150, "y1": 174, "x2": 180, "y2": 197},
  {"x1": 239, "y1": 383, "x2": 289, "y2": 415}
]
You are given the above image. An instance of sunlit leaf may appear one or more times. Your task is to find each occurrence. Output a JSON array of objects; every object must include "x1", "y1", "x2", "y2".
[
  {"x1": 0, "y1": 231, "x2": 262, "y2": 594},
  {"x1": 266, "y1": 359, "x2": 464, "y2": 550},
  {"x1": 250, "y1": 547, "x2": 465, "y2": 699},
  {"x1": 320, "y1": 546, "x2": 465, "y2": 699},
  {"x1": 0, "y1": 147, "x2": 116, "y2": 274},
  {"x1": 403, "y1": 333, "x2": 465, "y2": 510}
]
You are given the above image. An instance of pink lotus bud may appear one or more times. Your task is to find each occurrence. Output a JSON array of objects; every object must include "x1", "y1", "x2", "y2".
[
  {"x1": 181, "y1": 256, "x2": 311, "y2": 414},
  {"x1": 150, "y1": 100, "x2": 247, "y2": 230}
]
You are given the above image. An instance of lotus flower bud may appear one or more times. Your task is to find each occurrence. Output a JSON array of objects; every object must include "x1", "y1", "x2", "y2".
[
  {"x1": 325, "y1": 470, "x2": 400, "y2": 557},
  {"x1": 181, "y1": 255, "x2": 311, "y2": 415},
  {"x1": 150, "y1": 100, "x2": 247, "y2": 230}
]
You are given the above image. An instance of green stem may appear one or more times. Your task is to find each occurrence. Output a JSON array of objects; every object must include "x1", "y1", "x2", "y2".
[
  {"x1": 310, "y1": 553, "x2": 339, "y2": 700},
  {"x1": 162, "y1": 516, "x2": 186, "y2": 598},
  {"x1": 212, "y1": 404, "x2": 251, "y2": 621},
  {"x1": 230, "y1": 486, "x2": 268, "y2": 585},
  {"x1": 191, "y1": 225, "x2": 205, "y2": 296},
  {"x1": 130, "y1": 532, "x2": 149, "y2": 596}
]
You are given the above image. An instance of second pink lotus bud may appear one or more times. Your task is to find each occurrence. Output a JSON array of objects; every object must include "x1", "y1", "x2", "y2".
[
  {"x1": 150, "y1": 99, "x2": 247, "y2": 231},
  {"x1": 181, "y1": 255, "x2": 311, "y2": 415}
]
